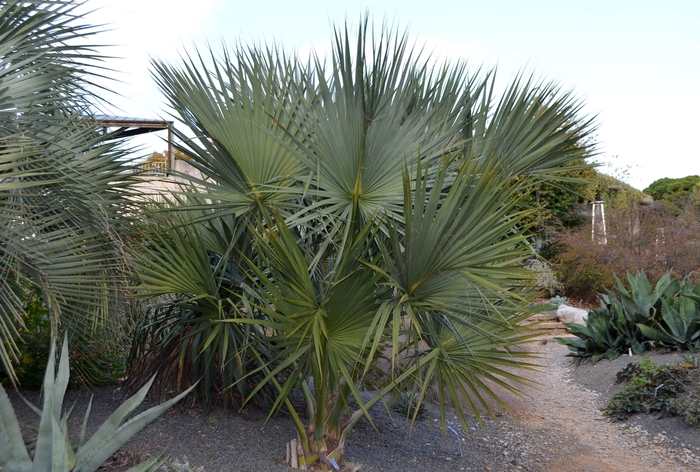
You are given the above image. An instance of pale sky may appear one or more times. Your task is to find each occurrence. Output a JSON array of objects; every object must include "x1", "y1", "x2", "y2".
[{"x1": 83, "y1": 0, "x2": 699, "y2": 191}]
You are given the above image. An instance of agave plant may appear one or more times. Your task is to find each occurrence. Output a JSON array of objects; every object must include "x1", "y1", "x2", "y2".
[
  {"x1": 0, "y1": 335, "x2": 194, "y2": 472},
  {"x1": 559, "y1": 272, "x2": 700, "y2": 360},
  {"x1": 556, "y1": 304, "x2": 634, "y2": 363},
  {"x1": 0, "y1": 0, "x2": 139, "y2": 383},
  {"x1": 130, "y1": 16, "x2": 597, "y2": 470},
  {"x1": 556, "y1": 275, "x2": 662, "y2": 362},
  {"x1": 615, "y1": 271, "x2": 677, "y2": 322},
  {"x1": 637, "y1": 278, "x2": 700, "y2": 352}
]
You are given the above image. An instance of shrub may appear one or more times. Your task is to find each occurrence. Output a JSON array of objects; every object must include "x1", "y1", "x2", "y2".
[
  {"x1": 5, "y1": 270, "x2": 128, "y2": 388},
  {"x1": 553, "y1": 201, "x2": 700, "y2": 301},
  {"x1": 554, "y1": 243, "x2": 615, "y2": 302},
  {"x1": 525, "y1": 260, "x2": 564, "y2": 296}
]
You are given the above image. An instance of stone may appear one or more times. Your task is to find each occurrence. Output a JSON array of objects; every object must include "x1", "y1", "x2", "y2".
[{"x1": 556, "y1": 305, "x2": 589, "y2": 325}]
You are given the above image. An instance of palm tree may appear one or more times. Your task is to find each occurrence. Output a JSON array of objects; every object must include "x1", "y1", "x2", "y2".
[
  {"x1": 131, "y1": 18, "x2": 596, "y2": 469},
  {"x1": 0, "y1": 0, "x2": 138, "y2": 384}
]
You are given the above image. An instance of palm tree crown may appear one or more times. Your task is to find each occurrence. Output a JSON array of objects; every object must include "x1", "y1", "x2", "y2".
[{"x1": 130, "y1": 16, "x2": 597, "y2": 469}]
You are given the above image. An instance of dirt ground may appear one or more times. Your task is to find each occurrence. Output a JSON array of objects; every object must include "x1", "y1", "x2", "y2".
[
  {"x1": 507, "y1": 337, "x2": 700, "y2": 472},
  {"x1": 7, "y1": 337, "x2": 700, "y2": 472}
]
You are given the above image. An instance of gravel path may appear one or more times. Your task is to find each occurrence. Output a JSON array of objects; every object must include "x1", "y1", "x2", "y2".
[
  {"x1": 7, "y1": 337, "x2": 700, "y2": 471},
  {"x1": 512, "y1": 339, "x2": 700, "y2": 472}
]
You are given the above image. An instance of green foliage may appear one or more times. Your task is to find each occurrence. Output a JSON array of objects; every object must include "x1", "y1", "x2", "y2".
[
  {"x1": 0, "y1": 0, "x2": 139, "y2": 384},
  {"x1": 615, "y1": 271, "x2": 676, "y2": 322},
  {"x1": 556, "y1": 302, "x2": 641, "y2": 363},
  {"x1": 604, "y1": 358, "x2": 687, "y2": 422},
  {"x1": 520, "y1": 158, "x2": 597, "y2": 230},
  {"x1": 0, "y1": 335, "x2": 194, "y2": 472},
  {"x1": 3, "y1": 269, "x2": 50, "y2": 387},
  {"x1": 125, "y1": 209, "x2": 278, "y2": 410},
  {"x1": 644, "y1": 175, "x2": 700, "y2": 204},
  {"x1": 3, "y1": 269, "x2": 128, "y2": 389},
  {"x1": 636, "y1": 279, "x2": 700, "y2": 352},
  {"x1": 132, "y1": 15, "x2": 598, "y2": 469},
  {"x1": 557, "y1": 272, "x2": 700, "y2": 362},
  {"x1": 592, "y1": 172, "x2": 646, "y2": 209}
]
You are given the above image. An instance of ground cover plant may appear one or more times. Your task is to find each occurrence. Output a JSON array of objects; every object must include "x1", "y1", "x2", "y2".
[
  {"x1": 604, "y1": 356, "x2": 700, "y2": 427},
  {"x1": 126, "y1": 16, "x2": 599, "y2": 470},
  {"x1": 557, "y1": 272, "x2": 700, "y2": 362}
]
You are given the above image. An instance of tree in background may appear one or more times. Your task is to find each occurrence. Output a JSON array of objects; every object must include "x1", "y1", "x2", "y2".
[
  {"x1": 645, "y1": 175, "x2": 700, "y2": 201},
  {"x1": 519, "y1": 158, "x2": 597, "y2": 260},
  {"x1": 644, "y1": 175, "x2": 700, "y2": 212}
]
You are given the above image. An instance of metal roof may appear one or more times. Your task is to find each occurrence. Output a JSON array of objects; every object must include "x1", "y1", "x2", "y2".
[
  {"x1": 94, "y1": 115, "x2": 173, "y2": 136},
  {"x1": 94, "y1": 115, "x2": 175, "y2": 173}
]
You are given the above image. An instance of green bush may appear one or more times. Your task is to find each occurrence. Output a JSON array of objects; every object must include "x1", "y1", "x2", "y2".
[
  {"x1": 5, "y1": 270, "x2": 128, "y2": 388},
  {"x1": 644, "y1": 175, "x2": 700, "y2": 208}
]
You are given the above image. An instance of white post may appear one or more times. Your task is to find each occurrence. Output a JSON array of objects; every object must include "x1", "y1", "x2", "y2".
[{"x1": 591, "y1": 201, "x2": 607, "y2": 245}]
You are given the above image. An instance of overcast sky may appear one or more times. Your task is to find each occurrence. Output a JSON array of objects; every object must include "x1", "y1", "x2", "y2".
[{"x1": 83, "y1": 0, "x2": 699, "y2": 190}]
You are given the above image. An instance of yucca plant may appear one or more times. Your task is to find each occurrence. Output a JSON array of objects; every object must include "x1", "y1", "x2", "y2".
[
  {"x1": 131, "y1": 16, "x2": 598, "y2": 470},
  {"x1": 0, "y1": 335, "x2": 194, "y2": 472}
]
